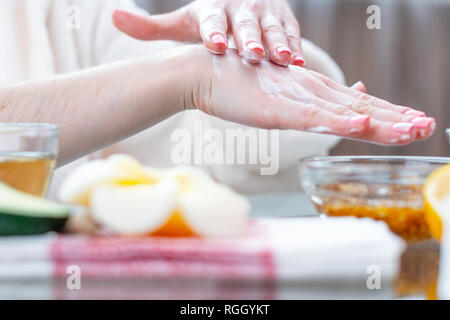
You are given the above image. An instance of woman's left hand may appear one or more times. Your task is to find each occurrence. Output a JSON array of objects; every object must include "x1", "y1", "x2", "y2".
[{"x1": 113, "y1": 0, "x2": 304, "y2": 67}]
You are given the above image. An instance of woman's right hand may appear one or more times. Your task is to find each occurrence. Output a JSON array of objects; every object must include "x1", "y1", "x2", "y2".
[{"x1": 186, "y1": 46, "x2": 434, "y2": 145}]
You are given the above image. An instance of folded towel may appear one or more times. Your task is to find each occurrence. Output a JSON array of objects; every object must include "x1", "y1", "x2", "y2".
[{"x1": 0, "y1": 217, "x2": 404, "y2": 285}]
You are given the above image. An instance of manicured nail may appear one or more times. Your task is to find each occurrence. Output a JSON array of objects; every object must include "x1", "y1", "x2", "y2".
[
  {"x1": 393, "y1": 123, "x2": 415, "y2": 133},
  {"x1": 247, "y1": 41, "x2": 264, "y2": 52},
  {"x1": 405, "y1": 110, "x2": 425, "y2": 117},
  {"x1": 400, "y1": 134, "x2": 412, "y2": 141},
  {"x1": 276, "y1": 46, "x2": 291, "y2": 55},
  {"x1": 211, "y1": 34, "x2": 227, "y2": 51},
  {"x1": 351, "y1": 81, "x2": 366, "y2": 92},
  {"x1": 411, "y1": 117, "x2": 435, "y2": 129},
  {"x1": 350, "y1": 115, "x2": 370, "y2": 124},
  {"x1": 211, "y1": 34, "x2": 226, "y2": 44},
  {"x1": 275, "y1": 46, "x2": 292, "y2": 64},
  {"x1": 348, "y1": 115, "x2": 370, "y2": 134},
  {"x1": 243, "y1": 41, "x2": 265, "y2": 62},
  {"x1": 292, "y1": 55, "x2": 305, "y2": 67}
]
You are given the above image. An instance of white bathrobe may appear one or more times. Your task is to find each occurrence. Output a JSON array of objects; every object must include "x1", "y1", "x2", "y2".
[{"x1": 0, "y1": 0, "x2": 344, "y2": 195}]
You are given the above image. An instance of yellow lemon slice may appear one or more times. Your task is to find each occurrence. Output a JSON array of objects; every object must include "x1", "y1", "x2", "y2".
[{"x1": 423, "y1": 164, "x2": 450, "y2": 241}]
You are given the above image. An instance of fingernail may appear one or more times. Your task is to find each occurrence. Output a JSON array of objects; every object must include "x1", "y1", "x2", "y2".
[
  {"x1": 351, "y1": 81, "x2": 367, "y2": 94},
  {"x1": 348, "y1": 115, "x2": 370, "y2": 134},
  {"x1": 351, "y1": 81, "x2": 365, "y2": 90},
  {"x1": 393, "y1": 122, "x2": 415, "y2": 133},
  {"x1": 276, "y1": 46, "x2": 291, "y2": 55},
  {"x1": 405, "y1": 110, "x2": 426, "y2": 117},
  {"x1": 430, "y1": 120, "x2": 436, "y2": 133},
  {"x1": 292, "y1": 55, "x2": 305, "y2": 67},
  {"x1": 247, "y1": 41, "x2": 264, "y2": 52},
  {"x1": 411, "y1": 117, "x2": 435, "y2": 129},
  {"x1": 243, "y1": 41, "x2": 265, "y2": 62},
  {"x1": 350, "y1": 115, "x2": 370, "y2": 124},
  {"x1": 211, "y1": 34, "x2": 227, "y2": 50},
  {"x1": 275, "y1": 46, "x2": 292, "y2": 63}
]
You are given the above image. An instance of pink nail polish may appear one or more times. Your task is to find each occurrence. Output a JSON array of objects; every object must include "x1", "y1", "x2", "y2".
[
  {"x1": 393, "y1": 123, "x2": 414, "y2": 133},
  {"x1": 293, "y1": 56, "x2": 305, "y2": 67},
  {"x1": 276, "y1": 46, "x2": 292, "y2": 56},
  {"x1": 243, "y1": 42, "x2": 265, "y2": 62},
  {"x1": 211, "y1": 34, "x2": 227, "y2": 51},
  {"x1": 411, "y1": 117, "x2": 435, "y2": 129},
  {"x1": 405, "y1": 110, "x2": 426, "y2": 117},
  {"x1": 247, "y1": 41, "x2": 264, "y2": 53},
  {"x1": 350, "y1": 115, "x2": 370, "y2": 124}
]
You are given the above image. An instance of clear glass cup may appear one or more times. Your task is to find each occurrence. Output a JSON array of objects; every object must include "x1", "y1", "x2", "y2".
[{"x1": 0, "y1": 123, "x2": 59, "y2": 197}]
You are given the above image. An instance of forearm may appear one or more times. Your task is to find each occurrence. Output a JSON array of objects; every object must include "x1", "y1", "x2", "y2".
[{"x1": 0, "y1": 46, "x2": 200, "y2": 166}]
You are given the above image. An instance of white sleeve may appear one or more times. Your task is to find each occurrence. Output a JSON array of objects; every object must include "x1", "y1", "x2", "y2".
[{"x1": 70, "y1": 0, "x2": 178, "y2": 67}]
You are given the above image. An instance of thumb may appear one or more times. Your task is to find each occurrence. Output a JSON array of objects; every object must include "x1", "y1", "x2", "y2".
[{"x1": 112, "y1": 8, "x2": 200, "y2": 42}]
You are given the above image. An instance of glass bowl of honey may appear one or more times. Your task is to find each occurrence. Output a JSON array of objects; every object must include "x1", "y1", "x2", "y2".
[
  {"x1": 0, "y1": 123, "x2": 59, "y2": 197},
  {"x1": 299, "y1": 156, "x2": 450, "y2": 241}
]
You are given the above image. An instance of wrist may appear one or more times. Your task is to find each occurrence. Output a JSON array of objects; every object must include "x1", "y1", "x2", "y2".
[{"x1": 165, "y1": 45, "x2": 213, "y2": 112}]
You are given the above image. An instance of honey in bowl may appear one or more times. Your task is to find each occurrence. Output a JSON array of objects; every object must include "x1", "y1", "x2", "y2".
[
  {"x1": 0, "y1": 152, "x2": 56, "y2": 197},
  {"x1": 316, "y1": 183, "x2": 430, "y2": 241},
  {"x1": 300, "y1": 156, "x2": 450, "y2": 242}
]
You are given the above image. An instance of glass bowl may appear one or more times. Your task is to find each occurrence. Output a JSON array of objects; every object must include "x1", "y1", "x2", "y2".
[{"x1": 299, "y1": 156, "x2": 450, "y2": 241}]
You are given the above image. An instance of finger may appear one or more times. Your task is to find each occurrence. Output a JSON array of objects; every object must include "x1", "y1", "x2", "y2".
[
  {"x1": 312, "y1": 72, "x2": 435, "y2": 137},
  {"x1": 314, "y1": 71, "x2": 426, "y2": 117},
  {"x1": 112, "y1": 8, "x2": 198, "y2": 42},
  {"x1": 231, "y1": 10, "x2": 265, "y2": 63},
  {"x1": 342, "y1": 91, "x2": 435, "y2": 140},
  {"x1": 198, "y1": 6, "x2": 229, "y2": 53},
  {"x1": 356, "y1": 118, "x2": 419, "y2": 146},
  {"x1": 274, "y1": 97, "x2": 424, "y2": 145},
  {"x1": 311, "y1": 82, "x2": 436, "y2": 141},
  {"x1": 306, "y1": 97, "x2": 372, "y2": 132},
  {"x1": 283, "y1": 10, "x2": 305, "y2": 67},
  {"x1": 413, "y1": 117, "x2": 436, "y2": 140},
  {"x1": 339, "y1": 91, "x2": 434, "y2": 136},
  {"x1": 308, "y1": 77, "x2": 412, "y2": 123},
  {"x1": 272, "y1": 99, "x2": 370, "y2": 136},
  {"x1": 260, "y1": 15, "x2": 292, "y2": 66}
]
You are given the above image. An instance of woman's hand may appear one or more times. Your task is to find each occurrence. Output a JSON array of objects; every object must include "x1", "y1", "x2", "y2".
[
  {"x1": 188, "y1": 46, "x2": 434, "y2": 145},
  {"x1": 113, "y1": 0, "x2": 304, "y2": 67}
]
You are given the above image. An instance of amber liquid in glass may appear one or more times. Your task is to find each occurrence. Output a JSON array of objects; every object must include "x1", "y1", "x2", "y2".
[{"x1": 0, "y1": 152, "x2": 56, "y2": 196}]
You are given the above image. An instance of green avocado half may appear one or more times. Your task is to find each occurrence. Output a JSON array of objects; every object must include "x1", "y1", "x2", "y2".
[{"x1": 0, "y1": 182, "x2": 69, "y2": 236}]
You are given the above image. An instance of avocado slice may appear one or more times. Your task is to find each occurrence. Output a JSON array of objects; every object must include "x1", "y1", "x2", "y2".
[{"x1": 0, "y1": 182, "x2": 69, "y2": 236}]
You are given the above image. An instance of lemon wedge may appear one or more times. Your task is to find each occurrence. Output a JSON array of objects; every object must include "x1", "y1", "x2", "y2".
[{"x1": 423, "y1": 164, "x2": 450, "y2": 241}]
